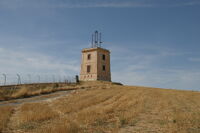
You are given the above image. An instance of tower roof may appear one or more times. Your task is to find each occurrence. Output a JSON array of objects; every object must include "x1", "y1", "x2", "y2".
[{"x1": 82, "y1": 47, "x2": 110, "y2": 53}]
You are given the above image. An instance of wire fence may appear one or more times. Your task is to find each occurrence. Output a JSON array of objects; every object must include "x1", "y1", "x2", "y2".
[{"x1": 0, "y1": 74, "x2": 77, "y2": 86}]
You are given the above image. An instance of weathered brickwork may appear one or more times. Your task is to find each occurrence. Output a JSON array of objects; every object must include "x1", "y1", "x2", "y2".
[{"x1": 80, "y1": 47, "x2": 111, "y2": 81}]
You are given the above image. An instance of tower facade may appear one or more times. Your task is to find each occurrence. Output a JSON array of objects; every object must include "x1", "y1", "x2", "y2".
[{"x1": 80, "y1": 31, "x2": 111, "y2": 81}]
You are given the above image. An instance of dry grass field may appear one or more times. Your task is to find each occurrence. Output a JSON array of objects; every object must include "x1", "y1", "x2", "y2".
[
  {"x1": 0, "y1": 83, "x2": 77, "y2": 101},
  {"x1": 0, "y1": 81, "x2": 200, "y2": 133}
]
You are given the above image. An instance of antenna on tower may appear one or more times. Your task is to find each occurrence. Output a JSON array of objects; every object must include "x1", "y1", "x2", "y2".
[
  {"x1": 91, "y1": 30, "x2": 103, "y2": 48},
  {"x1": 91, "y1": 34, "x2": 94, "y2": 48},
  {"x1": 95, "y1": 30, "x2": 98, "y2": 47},
  {"x1": 99, "y1": 32, "x2": 102, "y2": 47}
]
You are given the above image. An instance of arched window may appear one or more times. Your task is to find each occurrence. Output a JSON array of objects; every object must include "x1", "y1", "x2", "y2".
[
  {"x1": 87, "y1": 54, "x2": 91, "y2": 60},
  {"x1": 87, "y1": 65, "x2": 91, "y2": 73},
  {"x1": 102, "y1": 54, "x2": 106, "y2": 60},
  {"x1": 102, "y1": 65, "x2": 106, "y2": 71}
]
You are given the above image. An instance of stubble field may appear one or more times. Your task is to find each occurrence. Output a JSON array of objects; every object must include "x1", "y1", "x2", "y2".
[{"x1": 0, "y1": 81, "x2": 200, "y2": 133}]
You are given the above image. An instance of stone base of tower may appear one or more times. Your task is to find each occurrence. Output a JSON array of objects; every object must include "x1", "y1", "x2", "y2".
[
  {"x1": 80, "y1": 74, "x2": 111, "y2": 82},
  {"x1": 80, "y1": 74, "x2": 97, "y2": 81}
]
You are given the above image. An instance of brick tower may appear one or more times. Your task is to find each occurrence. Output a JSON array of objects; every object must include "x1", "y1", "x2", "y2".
[{"x1": 80, "y1": 31, "x2": 111, "y2": 81}]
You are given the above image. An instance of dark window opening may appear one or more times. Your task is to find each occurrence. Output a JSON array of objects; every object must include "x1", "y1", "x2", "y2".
[
  {"x1": 87, "y1": 65, "x2": 91, "y2": 73},
  {"x1": 102, "y1": 65, "x2": 106, "y2": 71},
  {"x1": 88, "y1": 54, "x2": 91, "y2": 60},
  {"x1": 102, "y1": 54, "x2": 106, "y2": 60}
]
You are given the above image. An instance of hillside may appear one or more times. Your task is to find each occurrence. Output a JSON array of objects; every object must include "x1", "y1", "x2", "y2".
[{"x1": 0, "y1": 81, "x2": 200, "y2": 133}]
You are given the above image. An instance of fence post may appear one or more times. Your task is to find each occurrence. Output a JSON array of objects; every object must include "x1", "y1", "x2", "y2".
[
  {"x1": 76, "y1": 75, "x2": 79, "y2": 83},
  {"x1": 17, "y1": 74, "x2": 21, "y2": 85},
  {"x1": 28, "y1": 74, "x2": 31, "y2": 84},
  {"x1": 2, "y1": 74, "x2": 6, "y2": 86}
]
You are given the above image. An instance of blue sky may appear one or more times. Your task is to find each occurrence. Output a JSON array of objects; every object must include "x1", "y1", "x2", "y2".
[{"x1": 0, "y1": 0, "x2": 200, "y2": 90}]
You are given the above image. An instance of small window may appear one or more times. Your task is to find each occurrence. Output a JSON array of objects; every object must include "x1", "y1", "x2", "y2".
[
  {"x1": 102, "y1": 54, "x2": 106, "y2": 60},
  {"x1": 102, "y1": 65, "x2": 106, "y2": 71},
  {"x1": 87, "y1": 65, "x2": 91, "y2": 73},
  {"x1": 87, "y1": 54, "x2": 91, "y2": 60}
]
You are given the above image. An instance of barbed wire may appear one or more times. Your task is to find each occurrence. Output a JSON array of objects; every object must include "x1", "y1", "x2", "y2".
[{"x1": 0, "y1": 74, "x2": 77, "y2": 86}]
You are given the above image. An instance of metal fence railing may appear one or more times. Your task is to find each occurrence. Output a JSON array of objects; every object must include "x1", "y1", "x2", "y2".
[{"x1": 0, "y1": 74, "x2": 77, "y2": 86}]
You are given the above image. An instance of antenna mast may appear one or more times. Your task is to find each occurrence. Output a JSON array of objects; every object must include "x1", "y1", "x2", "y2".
[
  {"x1": 95, "y1": 30, "x2": 98, "y2": 47},
  {"x1": 91, "y1": 30, "x2": 103, "y2": 48},
  {"x1": 92, "y1": 34, "x2": 94, "y2": 48},
  {"x1": 99, "y1": 32, "x2": 102, "y2": 47}
]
